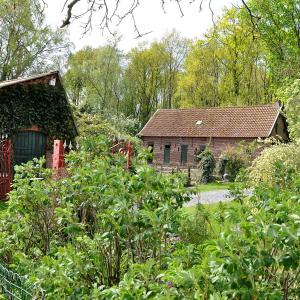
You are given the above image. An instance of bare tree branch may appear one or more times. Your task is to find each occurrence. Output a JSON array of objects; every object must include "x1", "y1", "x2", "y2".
[
  {"x1": 60, "y1": 0, "x2": 215, "y2": 37},
  {"x1": 61, "y1": 0, "x2": 81, "y2": 28},
  {"x1": 241, "y1": 0, "x2": 260, "y2": 28},
  {"x1": 60, "y1": 0, "x2": 255, "y2": 37}
]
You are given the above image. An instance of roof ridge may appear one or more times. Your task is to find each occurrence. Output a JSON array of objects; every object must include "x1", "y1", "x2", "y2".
[{"x1": 158, "y1": 103, "x2": 278, "y2": 111}]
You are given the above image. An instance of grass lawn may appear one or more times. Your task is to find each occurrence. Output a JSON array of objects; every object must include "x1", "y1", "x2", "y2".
[
  {"x1": 182, "y1": 200, "x2": 236, "y2": 215},
  {"x1": 181, "y1": 201, "x2": 240, "y2": 234},
  {"x1": 191, "y1": 182, "x2": 235, "y2": 193}
]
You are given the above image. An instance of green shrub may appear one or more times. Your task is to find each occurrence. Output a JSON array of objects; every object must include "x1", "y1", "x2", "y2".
[
  {"x1": 0, "y1": 136, "x2": 189, "y2": 299},
  {"x1": 178, "y1": 204, "x2": 210, "y2": 245},
  {"x1": 248, "y1": 142, "x2": 300, "y2": 186},
  {"x1": 279, "y1": 79, "x2": 300, "y2": 142},
  {"x1": 218, "y1": 141, "x2": 261, "y2": 181},
  {"x1": 223, "y1": 152, "x2": 245, "y2": 182},
  {"x1": 101, "y1": 171, "x2": 300, "y2": 299},
  {"x1": 197, "y1": 147, "x2": 215, "y2": 183}
]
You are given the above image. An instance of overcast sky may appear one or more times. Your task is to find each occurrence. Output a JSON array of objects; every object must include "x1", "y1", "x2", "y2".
[{"x1": 45, "y1": 0, "x2": 234, "y2": 51}]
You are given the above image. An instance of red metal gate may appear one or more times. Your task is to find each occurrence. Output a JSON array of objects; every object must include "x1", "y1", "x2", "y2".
[
  {"x1": 111, "y1": 141, "x2": 132, "y2": 170},
  {"x1": 0, "y1": 137, "x2": 11, "y2": 200}
]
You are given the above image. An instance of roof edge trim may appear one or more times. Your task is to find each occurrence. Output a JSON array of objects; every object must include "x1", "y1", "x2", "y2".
[
  {"x1": 137, "y1": 109, "x2": 161, "y2": 136},
  {"x1": 267, "y1": 106, "x2": 282, "y2": 137}
]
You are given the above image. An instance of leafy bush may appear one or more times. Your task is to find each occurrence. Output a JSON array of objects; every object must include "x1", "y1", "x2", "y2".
[
  {"x1": 197, "y1": 147, "x2": 215, "y2": 183},
  {"x1": 279, "y1": 79, "x2": 300, "y2": 142},
  {"x1": 248, "y1": 142, "x2": 300, "y2": 186},
  {"x1": 100, "y1": 171, "x2": 300, "y2": 299},
  {"x1": 1, "y1": 132, "x2": 300, "y2": 299},
  {"x1": 218, "y1": 152, "x2": 244, "y2": 182},
  {"x1": 218, "y1": 141, "x2": 261, "y2": 181},
  {"x1": 0, "y1": 136, "x2": 189, "y2": 299},
  {"x1": 178, "y1": 204, "x2": 210, "y2": 245}
]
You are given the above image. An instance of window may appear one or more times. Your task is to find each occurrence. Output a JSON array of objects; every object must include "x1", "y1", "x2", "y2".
[
  {"x1": 164, "y1": 144, "x2": 171, "y2": 164},
  {"x1": 180, "y1": 145, "x2": 188, "y2": 165}
]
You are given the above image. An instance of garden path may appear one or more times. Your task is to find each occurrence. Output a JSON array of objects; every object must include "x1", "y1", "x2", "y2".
[{"x1": 185, "y1": 189, "x2": 232, "y2": 207}]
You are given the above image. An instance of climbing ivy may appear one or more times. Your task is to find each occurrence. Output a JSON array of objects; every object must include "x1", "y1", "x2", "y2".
[{"x1": 0, "y1": 83, "x2": 77, "y2": 139}]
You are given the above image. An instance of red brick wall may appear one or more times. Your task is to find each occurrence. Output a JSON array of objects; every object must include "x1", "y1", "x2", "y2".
[{"x1": 142, "y1": 136, "x2": 254, "y2": 167}]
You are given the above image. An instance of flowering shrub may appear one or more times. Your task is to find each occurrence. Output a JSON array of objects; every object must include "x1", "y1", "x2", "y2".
[{"x1": 248, "y1": 142, "x2": 300, "y2": 186}]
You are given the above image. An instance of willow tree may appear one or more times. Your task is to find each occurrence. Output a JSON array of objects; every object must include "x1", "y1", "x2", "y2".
[
  {"x1": 244, "y1": 0, "x2": 300, "y2": 88},
  {"x1": 64, "y1": 43, "x2": 124, "y2": 112},
  {"x1": 176, "y1": 8, "x2": 272, "y2": 108},
  {"x1": 0, "y1": 0, "x2": 71, "y2": 81},
  {"x1": 122, "y1": 43, "x2": 169, "y2": 126}
]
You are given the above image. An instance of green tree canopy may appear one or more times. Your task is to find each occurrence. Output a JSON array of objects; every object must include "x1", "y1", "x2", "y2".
[
  {"x1": 64, "y1": 42, "x2": 124, "y2": 111},
  {"x1": 0, "y1": 0, "x2": 71, "y2": 81},
  {"x1": 176, "y1": 8, "x2": 272, "y2": 108}
]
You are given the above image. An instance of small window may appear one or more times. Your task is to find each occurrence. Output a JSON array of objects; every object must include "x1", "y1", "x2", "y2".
[{"x1": 164, "y1": 144, "x2": 171, "y2": 164}]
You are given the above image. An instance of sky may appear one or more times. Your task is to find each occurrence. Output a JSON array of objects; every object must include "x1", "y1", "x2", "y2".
[{"x1": 45, "y1": 0, "x2": 234, "y2": 51}]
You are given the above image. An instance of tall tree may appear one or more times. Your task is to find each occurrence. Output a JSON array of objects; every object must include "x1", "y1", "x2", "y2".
[
  {"x1": 0, "y1": 0, "x2": 71, "y2": 81},
  {"x1": 121, "y1": 32, "x2": 189, "y2": 125},
  {"x1": 245, "y1": 0, "x2": 300, "y2": 87},
  {"x1": 64, "y1": 41, "x2": 124, "y2": 112},
  {"x1": 123, "y1": 43, "x2": 169, "y2": 125},
  {"x1": 160, "y1": 31, "x2": 190, "y2": 108},
  {"x1": 176, "y1": 8, "x2": 272, "y2": 107}
]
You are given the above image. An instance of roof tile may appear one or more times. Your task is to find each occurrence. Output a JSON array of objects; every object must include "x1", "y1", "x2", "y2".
[{"x1": 138, "y1": 103, "x2": 281, "y2": 138}]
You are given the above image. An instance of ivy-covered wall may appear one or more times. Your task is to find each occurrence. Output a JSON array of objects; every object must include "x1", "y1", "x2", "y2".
[{"x1": 0, "y1": 83, "x2": 77, "y2": 140}]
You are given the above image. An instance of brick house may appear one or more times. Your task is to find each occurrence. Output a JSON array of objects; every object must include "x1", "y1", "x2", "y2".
[{"x1": 138, "y1": 102, "x2": 289, "y2": 167}]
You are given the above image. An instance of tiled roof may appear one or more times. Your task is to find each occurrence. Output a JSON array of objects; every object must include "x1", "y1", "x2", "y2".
[
  {"x1": 138, "y1": 103, "x2": 282, "y2": 138},
  {"x1": 0, "y1": 71, "x2": 58, "y2": 88}
]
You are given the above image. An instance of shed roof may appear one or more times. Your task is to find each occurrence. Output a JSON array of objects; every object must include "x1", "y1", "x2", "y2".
[
  {"x1": 138, "y1": 103, "x2": 282, "y2": 138},
  {"x1": 0, "y1": 71, "x2": 59, "y2": 89}
]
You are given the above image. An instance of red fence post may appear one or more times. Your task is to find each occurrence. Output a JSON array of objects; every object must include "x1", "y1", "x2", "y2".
[
  {"x1": 52, "y1": 140, "x2": 65, "y2": 170},
  {"x1": 111, "y1": 141, "x2": 133, "y2": 171},
  {"x1": 0, "y1": 139, "x2": 11, "y2": 200},
  {"x1": 127, "y1": 142, "x2": 131, "y2": 171}
]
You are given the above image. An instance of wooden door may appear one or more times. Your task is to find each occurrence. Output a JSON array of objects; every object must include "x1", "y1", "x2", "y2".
[
  {"x1": 164, "y1": 145, "x2": 171, "y2": 164},
  {"x1": 180, "y1": 145, "x2": 188, "y2": 165}
]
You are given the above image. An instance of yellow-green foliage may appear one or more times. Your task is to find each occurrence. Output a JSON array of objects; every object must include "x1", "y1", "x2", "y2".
[{"x1": 248, "y1": 143, "x2": 300, "y2": 186}]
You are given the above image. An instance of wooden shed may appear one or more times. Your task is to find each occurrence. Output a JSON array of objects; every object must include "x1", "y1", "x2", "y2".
[{"x1": 0, "y1": 71, "x2": 77, "y2": 198}]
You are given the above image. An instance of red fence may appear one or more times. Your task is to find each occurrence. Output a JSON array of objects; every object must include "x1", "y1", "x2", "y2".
[
  {"x1": 52, "y1": 140, "x2": 133, "y2": 178},
  {"x1": 0, "y1": 139, "x2": 133, "y2": 198},
  {"x1": 0, "y1": 138, "x2": 11, "y2": 200},
  {"x1": 111, "y1": 141, "x2": 132, "y2": 170}
]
